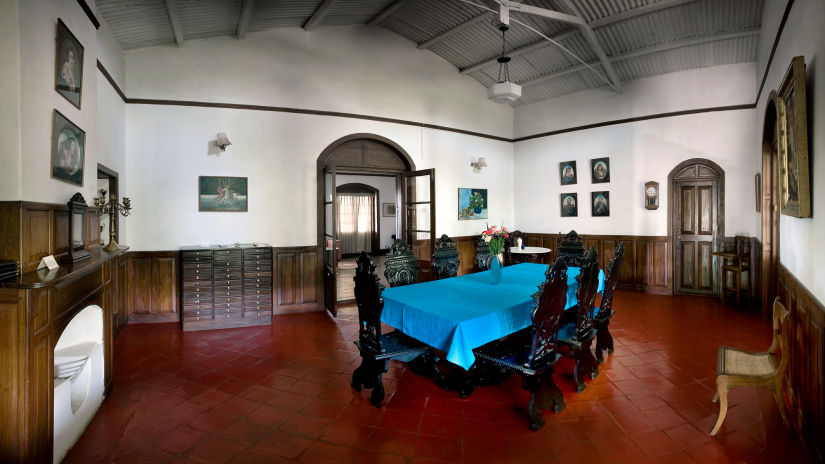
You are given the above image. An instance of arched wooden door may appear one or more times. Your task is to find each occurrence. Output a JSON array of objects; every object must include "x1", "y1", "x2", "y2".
[
  {"x1": 761, "y1": 94, "x2": 780, "y2": 318},
  {"x1": 669, "y1": 159, "x2": 725, "y2": 296}
]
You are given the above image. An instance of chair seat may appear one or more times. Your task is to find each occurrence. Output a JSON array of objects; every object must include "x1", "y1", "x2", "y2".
[
  {"x1": 717, "y1": 346, "x2": 777, "y2": 377},
  {"x1": 557, "y1": 322, "x2": 595, "y2": 346},
  {"x1": 722, "y1": 264, "x2": 750, "y2": 272},
  {"x1": 474, "y1": 330, "x2": 560, "y2": 376},
  {"x1": 355, "y1": 330, "x2": 430, "y2": 361}
]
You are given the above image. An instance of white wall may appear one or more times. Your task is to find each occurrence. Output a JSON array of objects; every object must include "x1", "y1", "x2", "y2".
[
  {"x1": 124, "y1": 26, "x2": 514, "y2": 251},
  {"x1": 514, "y1": 64, "x2": 759, "y2": 238},
  {"x1": 336, "y1": 174, "x2": 397, "y2": 250},
  {"x1": 756, "y1": 0, "x2": 825, "y2": 302},
  {"x1": 0, "y1": 0, "x2": 22, "y2": 200}
]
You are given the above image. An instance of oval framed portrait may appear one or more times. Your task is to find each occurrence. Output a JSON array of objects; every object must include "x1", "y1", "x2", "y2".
[
  {"x1": 559, "y1": 161, "x2": 577, "y2": 185},
  {"x1": 591, "y1": 191, "x2": 610, "y2": 217},
  {"x1": 591, "y1": 157, "x2": 610, "y2": 183}
]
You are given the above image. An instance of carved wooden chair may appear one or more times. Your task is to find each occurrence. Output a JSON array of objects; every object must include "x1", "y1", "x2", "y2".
[
  {"x1": 504, "y1": 230, "x2": 527, "y2": 265},
  {"x1": 594, "y1": 242, "x2": 625, "y2": 363},
  {"x1": 721, "y1": 236, "x2": 751, "y2": 307},
  {"x1": 556, "y1": 230, "x2": 585, "y2": 266},
  {"x1": 557, "y1": 246, "x2": 600, "y2": 392},
  {"x1": 476, "y1": 237, "x2": 491, "y2": 272},
  {"x1": 709, "y1": 297, "x2": 790, "y2": 435},
  {"x1": 384, "y1": 239, "x2": 418, "y2": 287},
  {"x1": 432, "y1": 234, "x2": 459, "y2": 280},
  {"x1": 473, "y1": 259, "x2": 569, "y2": 430},
  {"x1": 351, "y1": 252, "x2": 431, "y2": 407}
]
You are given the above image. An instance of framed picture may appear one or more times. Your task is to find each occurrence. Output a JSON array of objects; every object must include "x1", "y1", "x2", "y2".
[
  {"x1": 590, "y1": 157, "x2": 610, "y2": 183},
  {"x1": 55, "y1": 18, "x2": 84, "y2": 109},
  {"x1": 777, "y1": 56, "x2": 811, "y2": 217},
  {"x1": 51, "y1": 109, "x2": 85, "y2": 186},
  {"x1": 559, "y1": 161, "x2": 577, "y2": 185},
  {"x1": 591, "y1": 191, "x2": 610, "y2": 217},
  {"x1": 199, "y1": 176, "x2": 248, "y2": 212},
  {"x1": 458, "y1": 188, "x2": 488, "y2": 220},
  {"x1": 560, "y1": 193, "x2": 578, "y2": 217},
  {"x1": 382, "y1": 203, "x2": 396, "y2": 217}
]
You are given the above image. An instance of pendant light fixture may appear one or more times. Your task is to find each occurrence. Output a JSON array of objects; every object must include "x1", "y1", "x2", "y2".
[{"x1": 487, "y1": 23, "x2": 521, "y2": 103}]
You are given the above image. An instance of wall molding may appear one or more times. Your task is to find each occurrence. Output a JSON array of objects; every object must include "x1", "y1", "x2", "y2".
[
  {"x1": 77, "y1": 0, "x2": 100, "y2": 30},
  {"x1": 755, "y1": 0, "x2": 795, "y2": 104}
]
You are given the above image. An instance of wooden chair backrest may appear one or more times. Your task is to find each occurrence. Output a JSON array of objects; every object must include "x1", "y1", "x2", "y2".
[
  {"x1": 354, "y1": 252, "x2": 383, "y2": 354},
  {"x1": 476, "y1": 237, "x2": 491, "y2": 271},
  {"x1": 432, "y1": 234, "x2": 459, "y2": 280},
  {"x1": 735, "y1": 236, "x2": 751, "y2": 269},
  {"x1": 504, "y1": 230, "x2": 526, "y2": 266},
  {"x1": 598, "y1": 242, "x2": 625, "y2": 318},
  {"x1": 384, "y1": 239, "x2": 418, "y2": 287},
  {"x1": 557, "y1": 230, "x2": 585, "y2": 267},
  {"x1": 574, "y1": 246, "x2": 599, "y2": 338},
  {"x1": 527, "y1": 259, "x2": 568, "y2": 369}
]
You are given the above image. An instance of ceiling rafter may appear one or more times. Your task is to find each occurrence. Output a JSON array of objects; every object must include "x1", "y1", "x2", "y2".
[
  {"x1": 164, "y1": 0, "x2": 185, "y2": 47},
  {"x1": 560, "y1": 0, "x2": 622, "y2": 91},
  {"x1": 303, "y1": 0, "x2": 339, "y2": 31},
  {"x1": 368, "y1": 0, "x2": 414, "y2": 26},
  {"x1": 520, "y1": 28, "x2": 760, "y2": 88},
  {"x1": 459, "y1": 0, "x2": 699, "y2": 75},
  {"x1": 417, "y1": 12, "x2": 492, "y2": 50},
  {"x1": 236, "y1": 0, "x2": 256, "y2": 39}
]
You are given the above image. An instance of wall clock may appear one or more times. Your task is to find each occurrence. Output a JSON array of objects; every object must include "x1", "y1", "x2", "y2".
[{"x1": 644, "y1": 181, "x2": 659, "y2": 210}]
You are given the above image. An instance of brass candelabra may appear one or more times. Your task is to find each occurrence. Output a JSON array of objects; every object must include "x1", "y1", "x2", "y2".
[{"x1": 94, "y1": 189, "x2": 131, "y2": 252}]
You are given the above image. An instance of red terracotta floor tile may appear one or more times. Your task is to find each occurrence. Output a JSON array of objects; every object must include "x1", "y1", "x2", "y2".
[{"x1": 62, "y1": 294, "x2": 814, "y2": 464}]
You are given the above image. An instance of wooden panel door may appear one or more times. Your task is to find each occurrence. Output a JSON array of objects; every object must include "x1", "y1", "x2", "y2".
[
  {"x1": 674, "y1": 181, "x2": 718, "y2": 295},
  {"x1": 404, "y1": 169, "x2": 435, "y2": 281},
  {"x1": 322, "y1": 165, "x2": 337, "y2": 315}
]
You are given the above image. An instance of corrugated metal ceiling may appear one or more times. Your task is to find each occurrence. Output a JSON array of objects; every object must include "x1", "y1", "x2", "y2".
[{"x1": 96, "y1": 0, "x2": 764, "y2": 105}]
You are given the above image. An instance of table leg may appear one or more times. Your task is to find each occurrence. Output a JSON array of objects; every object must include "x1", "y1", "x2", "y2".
[{"x1": 408, "y1": 352, "x2": 450, "y2": 391}]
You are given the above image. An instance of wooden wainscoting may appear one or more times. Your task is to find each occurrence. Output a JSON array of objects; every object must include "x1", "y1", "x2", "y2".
[
  {"x1": 274, "y1": 246, "x2": 322, "y2": 313},
  {"x1": 524, "y1": 233, "x2": 672, "y2": 294},
  {"x1": 777, "y1": 264, "x2": 825, "y2": 462},
  {"x1": 453, "y1": 235, "x2": 481, "y2": 276},
  {"x1": 127, "y1": 251, "x2": 179, "y2": 322}
]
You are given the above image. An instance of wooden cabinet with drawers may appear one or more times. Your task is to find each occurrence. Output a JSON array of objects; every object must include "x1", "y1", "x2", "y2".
[{"x1": 180, "y1": 244, "x2": 272, "y2": 331}]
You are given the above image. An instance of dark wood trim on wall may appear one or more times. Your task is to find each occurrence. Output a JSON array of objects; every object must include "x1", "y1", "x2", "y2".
[
  {"x1": 77, "y1": 0, "x2": 101, "y2": 29},
  {"x1": 126, "y1": 251, "x2": 179, "y2": 323},
  {"x1": 755, "y1": 0, "x2": 796, "y2": 103},
  {"x1": 96, "y1": 60, "x2": 127, "y2": 103},
  {"x1": 274, "y1": 246, "x2": 322, "y2": 313},
  {"x1": 776, "y1": 264, "x2": 824, "y2": 462}
]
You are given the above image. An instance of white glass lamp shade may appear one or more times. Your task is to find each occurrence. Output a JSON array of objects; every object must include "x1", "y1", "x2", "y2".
[{"x1": 216, "y1": 133, "x2": 232, "y2": 150}]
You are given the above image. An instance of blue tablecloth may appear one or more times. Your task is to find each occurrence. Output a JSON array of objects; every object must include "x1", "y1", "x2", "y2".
[{"x1": 380, "y1": 263, "x2": 605, "y2": 370}]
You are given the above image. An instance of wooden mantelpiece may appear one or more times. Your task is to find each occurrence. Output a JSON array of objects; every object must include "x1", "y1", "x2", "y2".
[{"x1": 0, "y1": 243, "x2": 127, "y2": 462}]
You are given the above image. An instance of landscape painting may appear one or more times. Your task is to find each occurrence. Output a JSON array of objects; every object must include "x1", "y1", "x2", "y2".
[
  {"x1": 199, "y1": 176, "x2": 248, "y2": 212},
  {"x1": 458, "y1": 188, "x2": 488, "y2": 220}
]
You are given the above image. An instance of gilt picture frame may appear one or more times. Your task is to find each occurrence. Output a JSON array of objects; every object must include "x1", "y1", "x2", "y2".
[
  {"x1": 55, "y1": 18, "x2": 84, "y2": 109},
  {"x1": 51, "y1": 110, "x2": 85, "y2": 186},
  {"x1": 777, "y1": 56, "x2": 810, "y2": 218},
  {"x1": 199, "y1": 176, "x2": 248, "y2": 212}
]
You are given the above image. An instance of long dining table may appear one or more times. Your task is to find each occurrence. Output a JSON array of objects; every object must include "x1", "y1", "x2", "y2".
[{"x1": 380, "y1": 262, "x2": 605, "y2": 371}]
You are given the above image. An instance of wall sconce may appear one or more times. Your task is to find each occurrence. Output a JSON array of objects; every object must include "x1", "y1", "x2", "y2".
[
  {"x1": 470, "y1": 157, "x2": 488, "y2": 170},
  {"x1": 216, "y1": 133, "x2": 232, "y2": 151}
]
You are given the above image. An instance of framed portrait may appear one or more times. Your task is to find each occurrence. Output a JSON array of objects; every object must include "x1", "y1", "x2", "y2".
[
  {"x1": 199, "y1": 176, "x2": 248, "y2": 212},
  {"x1": 51, "y1": 110, "x2": 85, "y2": 186},
  {"x1": 560, "y1": 193, "x2": 578, "y2": 217},
  {"x1": 590, "y1": 157, "x2": 610, "y2": 183},
  {"x1": 55, "y1": 18, "x2": 84, "y2": 109},
  {"x1": 458, "y1": 188, "x2": 487, "y2": 220},
  {"x1": 591, "y1": 191, "x2": 610, "y2": 217},
  {"x1": 777, "y1": 56, "x2": 811, "y2": 218},
  {"x1": 382, "y1": 203, "x2": 396, "y2": 217},
  {"x1": 755, "y1": 173, "x2": 762, "y2": 212},
  {"x1": 559, "y1": 161, "x2": 577, "y2": 185}
]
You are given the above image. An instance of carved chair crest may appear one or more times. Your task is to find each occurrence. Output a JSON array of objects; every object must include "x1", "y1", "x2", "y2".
[
  {"x1": 476, "y1": 237, "x2": 491, "y2": 271},
  {"x1": 384, "y1": 239, "x2": 418, "y2": 287},
  {"x1": 527, "y1": 259, "x2": 568, "y2": 369},
  {"x1": 504, "y1": 230, "x2": 526, "y2": 265},
  {"x1": 557, "y1": 230, "x2": 585, "y2": 266},
  {"x1": 432, "y1": 234, "x2": 459, "y2": 280},
  {"x1": 354, "y1": 252, "x2": 384, "y2": 354}
]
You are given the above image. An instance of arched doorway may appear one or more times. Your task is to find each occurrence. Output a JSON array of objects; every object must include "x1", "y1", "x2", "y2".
[
  {"x1": 761, "y1": 93, "x2": 780, "y2": 318},
  {"x1": 316, "y1": 134, "x2": 434, "y2": 315},
  {"x1": 668, "y1": 158, "x2": 725, "y2": 295}
]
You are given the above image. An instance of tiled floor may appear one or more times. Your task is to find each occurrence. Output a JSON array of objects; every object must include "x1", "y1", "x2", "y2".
[{"x1": 65, "y1": 291, "x2": 812, "y2": 463}]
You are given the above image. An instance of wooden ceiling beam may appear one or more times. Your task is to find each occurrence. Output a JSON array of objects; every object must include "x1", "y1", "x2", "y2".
[
  {"x1": 236, "y1": 0, "x2": 256, "y2": 39},
  {"x1": 164, "y1": 0, "x2": 185, "y2": 47},
  {"x1": 303, "y1": 0, "x2": 339, "y2": 32},
  {"x1": 520, "y1": 28, "x2": 760, "y2": 88},
  {"x1": 368, "y1": 0, "x2": 414, "y2": 26}
]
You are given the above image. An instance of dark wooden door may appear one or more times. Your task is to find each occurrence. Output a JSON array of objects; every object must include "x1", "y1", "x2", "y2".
[
  {"x1": 322, "y1": 165, "x2": 338, "y2": 316},
  {"x1": 672, "y1": 162, "x2": 722, "y2": 296},
  {"x1": 404, "y1": 169, "x2": 435, "y2": 281}
]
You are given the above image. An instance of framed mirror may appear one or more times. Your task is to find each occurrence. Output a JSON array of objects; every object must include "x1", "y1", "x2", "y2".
[{"x1": 64, "y1": 192, "x2": 90, "y2": 263}]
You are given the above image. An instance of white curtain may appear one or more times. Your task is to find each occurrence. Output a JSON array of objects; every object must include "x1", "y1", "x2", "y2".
[{"x1": 337, "y1": 193, "x2": 374, "y2": 254}]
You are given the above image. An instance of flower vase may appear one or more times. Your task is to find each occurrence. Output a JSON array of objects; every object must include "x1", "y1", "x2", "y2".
[{"x1": 487, "y1": 253, "x2": 503, "y2": 285}]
